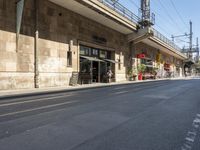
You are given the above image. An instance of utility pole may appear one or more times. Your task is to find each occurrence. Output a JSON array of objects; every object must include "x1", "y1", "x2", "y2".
[
  {"x1": 189, "y1": 21, "x2": 193, "y2": 58},
  {"x1": 139, "y1": 0, "x2": 155, "y2": 27},
  {"x1": 141, "y1": 0, "x2": 150, "y2": 23},
  {"x1": 173, "y1": 21, "x2": 199, "y2": 60},
  {"x1": 196, "y1": 38, "x2": 199, "y2": 57},
  {"x1": 172, "y1": 21, "x2": 199, "y2": 75},
  {"x1": 186, "y1": 21, "x2": 199, "y2": 61}
]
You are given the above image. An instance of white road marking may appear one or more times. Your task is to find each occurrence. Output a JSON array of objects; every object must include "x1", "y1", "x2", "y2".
[
  {"x1": 181, "y1": 113, "x2": 200, "y2": 150},
  {"x1": 0, "y1": 101, "x2": 77, "y2": 118},
  {"x1": 113, "y1": 91, "x2": 129, "y2": 95},
  {"x1": 0, "y1": 94, "x2": 74, "y2": 107},
  {"x1": 193, "y1": 118, "x2": 200, "y2": 123}
]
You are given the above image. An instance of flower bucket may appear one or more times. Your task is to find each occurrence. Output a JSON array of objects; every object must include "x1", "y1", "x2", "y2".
[{"x1": 138, "y1": 73, "x2": 143, "y2": 80}]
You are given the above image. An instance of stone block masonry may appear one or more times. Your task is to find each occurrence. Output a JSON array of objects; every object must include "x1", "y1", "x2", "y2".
[{"x1": 0, "y1": 0, "x2": 129, "y2": 90}]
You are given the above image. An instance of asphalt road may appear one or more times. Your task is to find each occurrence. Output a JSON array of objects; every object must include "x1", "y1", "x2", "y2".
[{"x1": 0, "y1": 79, "x2": 200, "y2": 150}]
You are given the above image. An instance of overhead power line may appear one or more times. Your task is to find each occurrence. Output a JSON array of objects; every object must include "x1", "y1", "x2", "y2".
[
  {"x1": 127, "y1": 0, "x2": 177, "y2": 39},
  {"x1": 175, "y1": 39, "x2": 190, "y2": 43},
  {"x1": 155, "y1": 24, "x2": 172, "y2": 37},
  {"x1": 127, "y1": 0, "x2": 185, "y2": 40},
  {"x1": 169, "y1": 0, "x2": 189, "y2": 31},
  {"x1": 154, "y1": 0, "x2": 184, "y2": 34},
  {"x1": 128, "y1": 0, "x2": 140, "y2": 9}
]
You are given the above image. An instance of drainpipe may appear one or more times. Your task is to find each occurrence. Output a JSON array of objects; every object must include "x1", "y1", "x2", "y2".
[{"x1": 34, "y1": 0, "x2": 39, "y2": 88}]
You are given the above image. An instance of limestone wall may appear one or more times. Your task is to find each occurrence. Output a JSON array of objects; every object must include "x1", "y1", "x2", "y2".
[
  {"x1": 0, "y1": 0, "x2": 35, "y2": 90},
  {"x1": 37, "y1": 0, "x2": 129, "y2": 85},
  {"x1": 0, "y1": 0, "x2": 129, "y2": 90}
]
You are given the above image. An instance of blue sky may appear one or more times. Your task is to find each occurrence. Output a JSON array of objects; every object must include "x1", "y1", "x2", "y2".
[{"x1": 118, "y1": 0, "x2": 200, "y2": 48}]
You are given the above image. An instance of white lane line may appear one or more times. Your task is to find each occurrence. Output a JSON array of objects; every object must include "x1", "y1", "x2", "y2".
[
  {"x1": 181, "y1": 113, "x2": 200, "y2": 150},
  {"x1": 0, "y1": 94, "x2": 74, "y2": 107},
  {"x1": 113, "y1": 91, "x2": 129, "y2": 95},
  {"x1": 0, "y1": 92, "x2": 75, "y2": 103},
  {"x1": 0, "y1": 101, "x2": 78, "y2": 118}
]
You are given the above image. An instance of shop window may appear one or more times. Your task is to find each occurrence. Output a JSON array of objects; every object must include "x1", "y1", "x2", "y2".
[
  {"x1": 67, "y1": 51, "x2": 72, "y2": 67},
  {"x1": 80, "y1": 58, "x2": 91, "y2": 73},
  {"x1": 100, "y1": 50, "x2": 107, "y2": 58},
  {"x1": 80, "y1": 45, "x2": 90, "y2": 56},
  {"x1": 92, "y1": 49, "x2": 99, "y2": 56},
  {"x1": 107, "y1": 51, "x2": 111, "y2": 59}
]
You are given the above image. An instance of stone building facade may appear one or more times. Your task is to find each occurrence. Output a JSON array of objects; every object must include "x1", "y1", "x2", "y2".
[
  {"x1": 0, "y1": 0, "x2": 186, "y2": 90},
  {"x1": 0, "y1": 0, "x2": 130, "y2": 90}
]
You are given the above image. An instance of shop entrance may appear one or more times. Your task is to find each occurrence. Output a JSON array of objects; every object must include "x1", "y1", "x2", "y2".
[
  {"x1": 80, "y1": 57, "x2": 110, "y2": 84},
  {"x1": 92, "y1": 61, "x2": 99, "y2": 82},
  {"x1": 79, "y1": 45, "x2": 115, "y2": 84},
  {"x1": 92, "y1": 61, "x2": 109, "y2": 83}
]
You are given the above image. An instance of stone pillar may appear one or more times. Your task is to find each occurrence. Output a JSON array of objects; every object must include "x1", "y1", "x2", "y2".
[
  {"x1": 131, "y1": 42, "x2": 138, "y2": 81},
  {"x1": 180, "y1": 67, "x2": 183, "y2": 77},
  {"x1": 34, "y1": 0, "x2": 39, "y2": 88}
]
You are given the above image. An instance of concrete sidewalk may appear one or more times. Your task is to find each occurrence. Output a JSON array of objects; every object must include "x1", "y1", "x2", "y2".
[{"x1": 0, "y1": 78, "x2": 188, "y2": 99}]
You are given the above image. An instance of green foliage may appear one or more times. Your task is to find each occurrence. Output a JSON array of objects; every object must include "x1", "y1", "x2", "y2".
[
  {"x1": 127, "y1": 67, "x2": 137, "y2": 77},
  {"x1": 152, "y1": 67, "x2": 158, "y2": 75},
  {"x1": 127, "y1": 67, "x2": 133, "y2": 77},
  {"x1": 137, "y1": 64, "x2": 146, "y2": 74}
]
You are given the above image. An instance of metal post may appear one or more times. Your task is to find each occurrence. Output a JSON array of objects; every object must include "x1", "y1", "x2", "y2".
[
  {"x1": 98, "y1": 62, "x2": 100, "y2": 83},
  {"x1": 34, "y1": 0, "x2": 39, "y2": 88},
  {"x1": 140, "y1": 0, "x2": 151, "y2": 27},
  {"x1": 90, "y1": 61, "x2": 93, "y2": 83},
  {"x1": 197, "y1": 38, "x2": 199, "y2": 58},
  {"x1": 171, "y1": 35, "x2": 174, "y2": 42},
  {"x1": 189, "y1": 21, "x2": 193, "y2": 58}
]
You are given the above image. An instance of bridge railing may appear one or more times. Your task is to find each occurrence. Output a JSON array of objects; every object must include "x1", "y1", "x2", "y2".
[
  {"x1": 97, "y1": 0, "x2": 139, "y2": 23},
  {"x1": 97, "y1": 0, "x2": 182, "y2": 52},
  {"x1": 152, "y1": 28, "x2": 182, "y2": 51}
]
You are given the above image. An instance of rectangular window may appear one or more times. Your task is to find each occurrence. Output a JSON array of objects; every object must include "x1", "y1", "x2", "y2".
[
  {"x1": 100, "y1": 50, "x2": 107, "y2": 58},
  {"x1": 80, "y1": 49, "x2": 85, "y2": 55},
  {"x1": 118, "y1": 59, "x2": 121, "y2": 70},
  {"x1": 67, "y1": 51, "x2": 72, "y2": 67},
  {"x1": 92, "y1": 49, "x2": 98, "y2": 56},
  {"x1": 80, "y1": 45, "x2": 90, "y2": 56},
  {"x1": 107, "y1": 51, "x2": 111, "y2": 59}
]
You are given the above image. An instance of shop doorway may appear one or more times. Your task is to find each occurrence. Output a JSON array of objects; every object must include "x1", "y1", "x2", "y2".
[
  {"x1": 79, "y1": 56, "x2": 107, "y2": 84},
  {"x1": 92, "y1": 61, "x2": 99, "y2": 82},
  {"x1": 79, "y1": 45, "x2": 115, "y2": 84},
  {"x1": 100, "y1": 62, "x2": 107, "y2": 82}
]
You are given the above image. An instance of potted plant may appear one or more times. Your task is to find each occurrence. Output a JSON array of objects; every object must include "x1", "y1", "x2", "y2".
[
  {"x1": 132, "y1": 67, "x2": 137, "y2": 81},
  {"x1": 152, "y1": 67, "x2": 158, "y2": 79},
  {"x1": 127, "y1": 67, "x2": 133, "y2": 81},
  {"x1": 137, "y1": 64, "x2": 146, "y2": 80}
]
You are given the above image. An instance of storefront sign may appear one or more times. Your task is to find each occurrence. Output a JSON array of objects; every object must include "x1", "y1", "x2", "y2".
[
  {"x1": 92, "y1": 35, "x2": 107, "y2": 44},
  {"x1": 137, "y1": 53, "x2": 145, "y2": 58}
]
